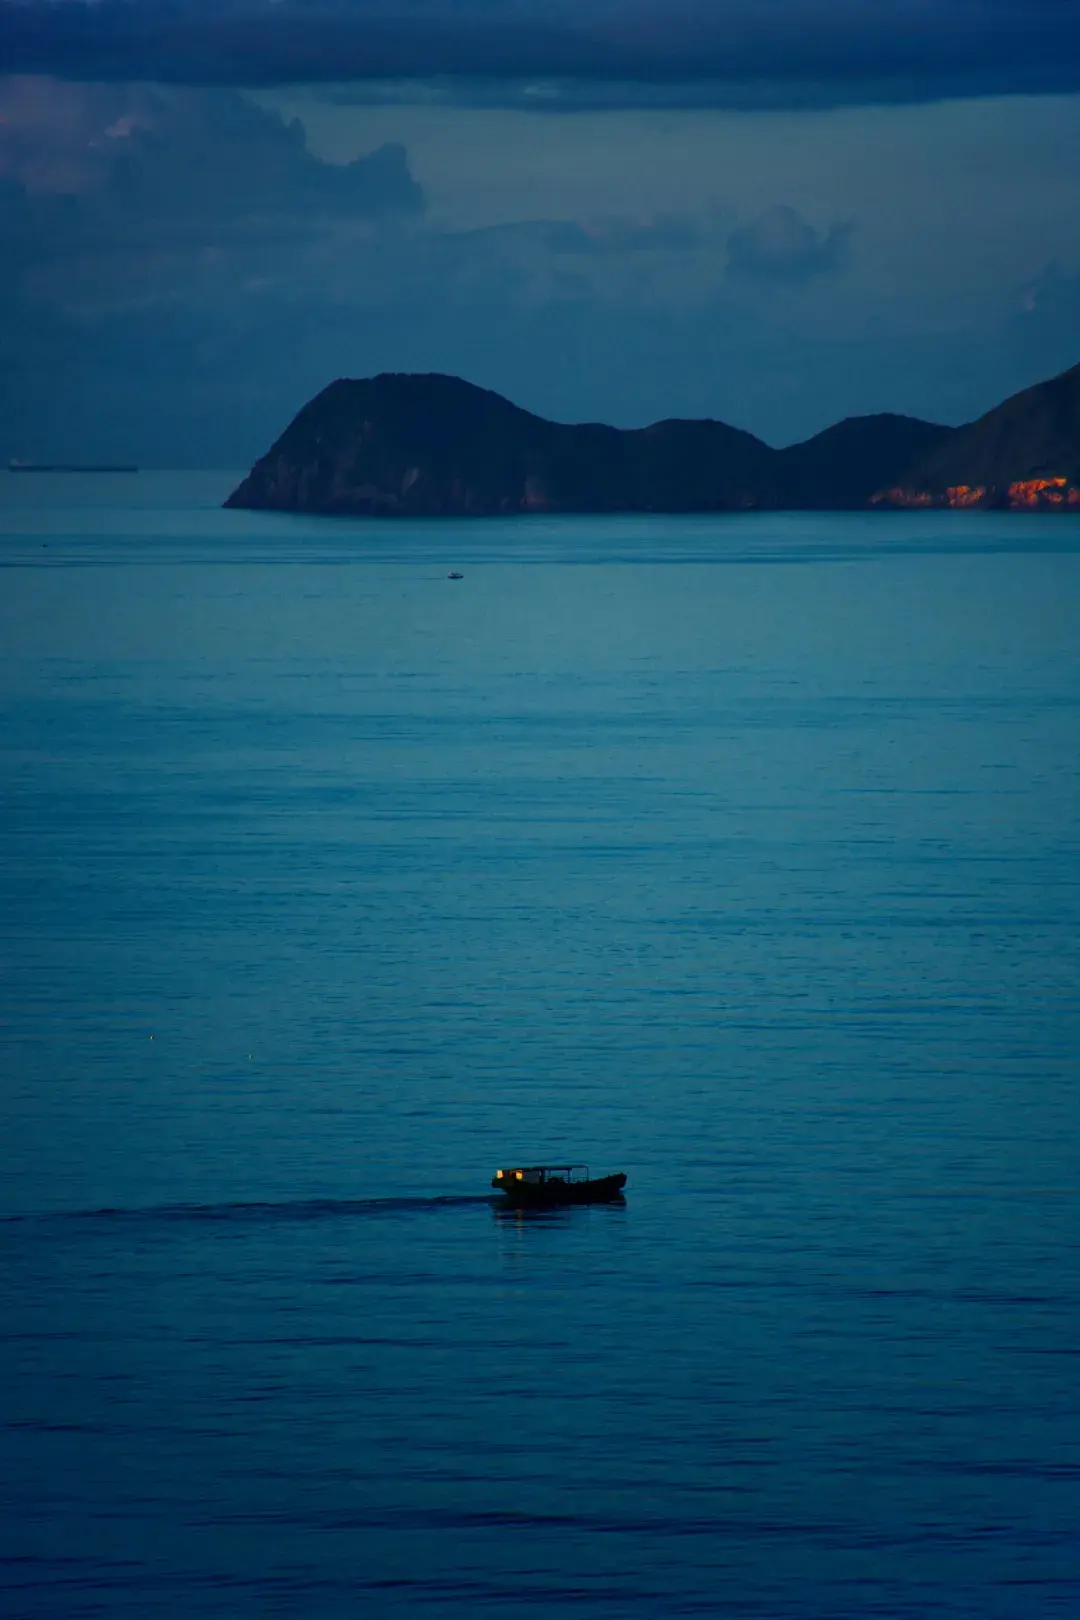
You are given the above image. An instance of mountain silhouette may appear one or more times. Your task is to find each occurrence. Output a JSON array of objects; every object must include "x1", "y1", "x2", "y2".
[{"x1": 226, "y1": 364, "x2": 1080, "y2": 516}]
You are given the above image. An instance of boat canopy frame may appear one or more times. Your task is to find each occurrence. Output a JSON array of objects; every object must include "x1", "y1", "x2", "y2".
[{"x1": 494, "y1": 1165, "x2": 591, "y2": 1185}]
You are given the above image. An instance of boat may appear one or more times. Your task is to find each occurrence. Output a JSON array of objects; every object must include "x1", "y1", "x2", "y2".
[
  {"x1": 447, "y1": 571, "x2": 464, "y2": 580},
  {"x1": 492, "y1": 1165, "x2": 627, "y2": 1206}
]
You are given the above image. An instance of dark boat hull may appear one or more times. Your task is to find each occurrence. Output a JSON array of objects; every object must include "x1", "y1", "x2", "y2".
[{"x1": 496, "y1": 1173, "x2": 627, "y2": 1207}]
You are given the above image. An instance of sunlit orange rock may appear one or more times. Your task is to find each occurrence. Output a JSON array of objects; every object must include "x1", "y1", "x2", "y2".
[
  {"x1": 1006, "y1": 477, "x2": 1079, "y2": 509},
  {"x1": 945, "y1": 485, "x2": 987, "y2": 507},
  {"x1": 871, "y1": 478, "x2": 1080, "y2": 511}
]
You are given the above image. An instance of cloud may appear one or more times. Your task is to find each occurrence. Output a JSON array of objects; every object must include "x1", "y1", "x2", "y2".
[
  {"x1": 726, "y1": 207, "x2": 852, "y2": 284},
  {"x1": 2, "y1": 64, "x2": 1079, "y2": 471},
  {"x1": 0, "y1": 76, "x2": 423, "y2": 220},
  {"x1": 0, "y1": 76, "x2": 425, "y2": 374},
  {"x1": 0, "y1": 79, "x2": 723, "y2": 341},
  {"x1": 1, "y1": 1, "x2": 1079, "y2": 109}
]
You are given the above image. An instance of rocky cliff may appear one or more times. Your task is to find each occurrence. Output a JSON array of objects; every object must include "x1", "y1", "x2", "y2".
[{"x1": 871, "y1": 360, "x2": 1080, "y2": 509}]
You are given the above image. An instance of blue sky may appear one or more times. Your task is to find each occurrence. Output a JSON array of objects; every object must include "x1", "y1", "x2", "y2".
[{"x1": 2, "y1": 1, "x2": 1080, "y2": 463}]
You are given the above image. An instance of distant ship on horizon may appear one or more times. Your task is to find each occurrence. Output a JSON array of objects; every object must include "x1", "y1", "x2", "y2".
[{"x1": 8, "y1": 459, "x2": 139, "y2": 473}]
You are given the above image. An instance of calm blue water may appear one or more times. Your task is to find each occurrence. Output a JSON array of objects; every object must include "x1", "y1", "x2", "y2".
[{"x1": 1, "y1": 473, "x2": 1079, "y2": 1617}]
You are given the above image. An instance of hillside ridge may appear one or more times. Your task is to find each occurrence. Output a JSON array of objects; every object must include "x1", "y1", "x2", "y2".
[{"x1": 226, "y1": 364, "x2": 1080, "y2": 515}]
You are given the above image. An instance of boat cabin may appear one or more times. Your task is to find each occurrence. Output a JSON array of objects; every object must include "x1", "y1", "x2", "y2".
[{"x1": 493, "y1": 1165, "x2": 589, "y2": 1187}]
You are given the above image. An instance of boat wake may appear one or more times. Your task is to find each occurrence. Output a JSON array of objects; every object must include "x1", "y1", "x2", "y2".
[{"x1": 3, "y1": 1194, "x2": 497, "y2": 1228}]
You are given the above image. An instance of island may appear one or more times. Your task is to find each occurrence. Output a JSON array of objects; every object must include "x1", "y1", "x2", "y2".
[{"x1": 225, "y1": 361, "x2": 1080, "y2": 517}]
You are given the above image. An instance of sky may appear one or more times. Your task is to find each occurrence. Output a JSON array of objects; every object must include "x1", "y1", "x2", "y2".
[{"x1": 3, "y1": 0, "x2": 1080, "y2": 465}]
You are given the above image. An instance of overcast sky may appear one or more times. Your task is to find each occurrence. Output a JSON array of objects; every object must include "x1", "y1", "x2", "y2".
[{"x1": 3, "y1": 0, "x2": 1080, "y2": 464}]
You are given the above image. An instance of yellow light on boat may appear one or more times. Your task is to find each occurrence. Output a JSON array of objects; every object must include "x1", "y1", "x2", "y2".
[
  {"x1": 516, "y1": 1171, "x2": 523, "y2": 1180},
  {"x1": 495, "y1": 1170, "x2": 504, "y2": 1179}
]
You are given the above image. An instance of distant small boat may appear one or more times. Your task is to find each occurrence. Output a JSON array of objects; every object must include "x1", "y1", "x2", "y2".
[
  {"x1": 447, "y1": 571, "x2": 464, "y2": 580},
  {"x1": 492, "y1": 1165, "x2": 627, "y2": 1206},
  {"x1": 8, "y1": 460, "x2": 139, "y2": 473}
]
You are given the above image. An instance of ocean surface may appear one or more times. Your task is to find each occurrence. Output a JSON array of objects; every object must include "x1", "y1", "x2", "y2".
[{"x1": 1, "y1": 471, "x2": 1078, "y2": 1618}]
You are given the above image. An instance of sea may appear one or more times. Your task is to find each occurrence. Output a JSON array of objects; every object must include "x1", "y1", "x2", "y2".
[{"x1": 1, "y1": 471, "x2": 1078, "y2": 1619}]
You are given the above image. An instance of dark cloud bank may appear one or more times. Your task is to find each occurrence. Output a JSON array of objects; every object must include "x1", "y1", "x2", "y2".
[
  {"x1": 3, "y1": 0, "x2": 1080, "y2": 463},
  {"x1": 2, "y1": 77, "x2": 1078, "y2": 466},
  {"x1": 0, "y1": 79, "x2": 429, "y2": 462},
  {"x1": 0, "y1": 77, "x2": 422, "y2": 220},
  {"x1": 2, "y1": 0, "x2": 1080, "y2": 107}
]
